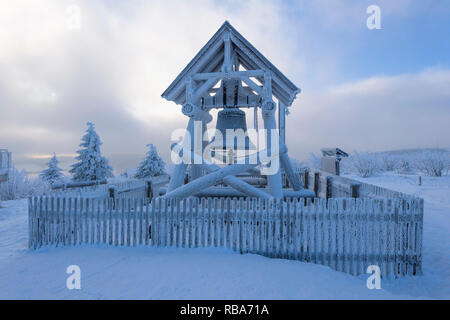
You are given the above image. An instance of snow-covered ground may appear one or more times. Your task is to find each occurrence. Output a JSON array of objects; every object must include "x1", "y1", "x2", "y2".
[{"x1": 0, "y1": 174, "x2": 448, "y2": 299}]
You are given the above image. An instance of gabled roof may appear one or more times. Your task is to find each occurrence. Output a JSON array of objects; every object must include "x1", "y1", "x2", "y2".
[{"x1": 161, "y1": 21, "x2": 301, "y2": 107}]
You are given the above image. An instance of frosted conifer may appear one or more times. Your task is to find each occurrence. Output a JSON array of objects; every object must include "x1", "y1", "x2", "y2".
[
  {"x1": 70, "y1": 122, "x2": 113, "y2": 181},
  {"x1": 135, "y1": 144, "x2": 165, "y2": 179}
]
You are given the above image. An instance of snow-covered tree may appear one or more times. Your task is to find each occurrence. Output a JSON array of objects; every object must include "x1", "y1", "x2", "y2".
[
  {"x1": 70, "y1": 122, "x2": 113, "y2": 181},
  {"x1": 39, "y1": 153, "x2": 63, "y2": 185},
  {"x1": 134, "y1": 144, "x2": 165, "y2": 179}
]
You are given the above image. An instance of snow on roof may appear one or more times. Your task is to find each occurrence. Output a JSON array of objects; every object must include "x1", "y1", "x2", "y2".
[
  {"x1": 161, "y1": 21, "x2": 301, "y2": 107},
  {"x1": 321, "y1": 148, "x2": 349, "y2": 157}
]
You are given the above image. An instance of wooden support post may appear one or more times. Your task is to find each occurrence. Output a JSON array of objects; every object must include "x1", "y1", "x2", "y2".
[
  {"x1": 191, "y1": 119, "x2": 208, "y2": 181},
  {"x1": 222, "y1": 32, "x2": 232, "y2": 72},
  {"x1": 167, "y1": 118, "x2": 193, "y2": 192},
  {"x1": 261, "y1": 71, "x2": 283, "y2": 198},
  {"x1": 279, "y1": 101, "x2": 286, "y2": 146}
]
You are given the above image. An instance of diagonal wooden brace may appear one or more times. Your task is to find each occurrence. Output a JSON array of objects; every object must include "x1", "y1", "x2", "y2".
[
  {"x1": 279, "y1": 143, "x2": 302, "y2": 191},
  {"x1": 162, "y1": 163, "x2": 256, "y2": 199},
  {"x1": 202, "y1": 164, "x2": 272, "y2": 199}
]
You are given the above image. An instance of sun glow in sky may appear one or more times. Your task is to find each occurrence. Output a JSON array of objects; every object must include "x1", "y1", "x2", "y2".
[{"x1": 0, "y1": 0, "x2": 449, "y2": 174}]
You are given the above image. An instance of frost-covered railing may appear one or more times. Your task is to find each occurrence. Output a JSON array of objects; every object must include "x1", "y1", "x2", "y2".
[
  {"x1": 28, "y1": 196, "x2": 423, "y2": 277},
  {"x1": 46, "y1": 177, "x2": 169, "y2": 200},
  {"x1": 297, "y1": 168, "x2": 420, "y2": 200}
]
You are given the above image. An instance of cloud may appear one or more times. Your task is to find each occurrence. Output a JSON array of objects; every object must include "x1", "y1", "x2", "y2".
[
  {"x1": 0, "y1": 0, "x2": 300, "y2": 173},
  {"x1": 0, "y1": 0, "x2": 448, "y2": 173},
  {"x1": 286, "y1": 68, "x2": 450, "y2": 158}
]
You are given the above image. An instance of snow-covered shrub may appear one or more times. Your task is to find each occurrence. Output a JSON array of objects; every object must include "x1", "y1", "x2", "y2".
[
  {"x1": 396, "y1": 157, "x2": 414, "y2": 174},
  {"x1": 380, "y1": 154, "x2": 399, "y2": 172},
  {"x1": 0, "y1": 168, "x2": 48, "y2": 200},
  {"x1": 135, "y1": 144, "x2": 166, "y2": 179},
  {"x1": 415, "y1": 151, "x2": 449, "y2": 177},
  {"x1": 339, "y1": 157, "x2": 353, "y2": 175},
  {"x1": 40, "y1": 153, "x2": 64, "y2": 185},
  {"x1": 350, "y1": 152, "x2": 379, "y2": 177},
  {"x1": 70, "y1": 122, "x2": 114, "y2": 181}
]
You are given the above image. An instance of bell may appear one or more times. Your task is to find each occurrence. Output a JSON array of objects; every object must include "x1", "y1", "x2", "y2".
[
  {"x1": 210, "y1": 107, "x2": 256, "y2": 151},
  {"x1": 209, "y1": 79, "x2": 256, "y2": 164}
]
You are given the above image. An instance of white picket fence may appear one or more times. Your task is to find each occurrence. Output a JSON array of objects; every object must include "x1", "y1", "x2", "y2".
[{"x1": 28, "y1": 196, "x2": 423, "y2": 277}]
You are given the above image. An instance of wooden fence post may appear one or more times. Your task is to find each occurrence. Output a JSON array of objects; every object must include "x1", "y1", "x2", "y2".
[
  {"x1": 314, "y1": 172, "x2": 320, "y2": 197},
  {"x1": 146, "y1": 181, "x2": 153, "y2": 199},
  {"x1": 304, "y1": 168, "x2": 309, "y2": 189},
  {"x1": 326, "y1": 177, "x2": 333, "y2": 199},
  {"x1": 351, "y1": 184, "x2": 360, "y2": 198}
]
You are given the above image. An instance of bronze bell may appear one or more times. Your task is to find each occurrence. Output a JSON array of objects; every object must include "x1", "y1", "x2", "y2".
[
  {"x1": 212, "y1": 107, "x2": 252, "y2": 150},
  {"x1": 209, "y1": 79, "x2": 256, "y2": 164}
]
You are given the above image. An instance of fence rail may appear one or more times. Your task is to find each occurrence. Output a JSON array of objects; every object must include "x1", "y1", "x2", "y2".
[
  {"x1": 46, "y1": 176, "x2": 170, "y2": 201},
  {"x1": 296, "y1": 168, "x2": 420, "y2": 200},
  {"x1": 28, "y1": 196, "x2": 423, "y2": 278}
]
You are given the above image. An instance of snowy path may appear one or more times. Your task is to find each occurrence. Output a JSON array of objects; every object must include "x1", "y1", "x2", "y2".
[{"x1": 0, "y1": 175, "x2": 448, "y2": 299}]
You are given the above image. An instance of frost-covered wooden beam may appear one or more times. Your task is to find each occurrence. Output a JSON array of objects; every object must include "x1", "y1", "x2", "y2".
[
  {"x1": 279, "y1": 144, "x2": 302, "y2": 191},
  {"x1": 207, "y1": 85, "x2": 261, "y2": 95},
  {"x1": 193, "y1": 77, "x2": 221, "y2": 101},
  {"x1": 202, "y1": 52, "x2": 224, "y2": 74},
  {"x1": 162, "y1": 163, "x2": 256, "y2": 199},
  {"x1": 182, "y1": 103, "x2": 212, "y2": 123},
  {"x1": 52, "y1": 179, "x2": 107, "y2": 190},
  {"x1": 279, "y1": 100, "x2": 286, "y2": 145},
  {"x1": 222, "y1": 32, "x2": 232, "y2": 72},
  {"x1": 192, "y1": 69, "x2": 265, "y2": 80},
  {"x1": 202, "y1": 164, "x2": 271, "y2": 199},
  {"x1": 191, "y1": 187, "x2": 314, "y2": 198},
  {"x1": 261, "y1": 71, "x2": 283, "y2": 198},
  {"x1": 167, "y1": 117, "x2": 195, "y2": 192},
  {"x1": 241, "y1": 76, "x2": 263, "y2": 95},
  {"x1": 168, "y1": 145, "x2": 272, "y2": 199}
]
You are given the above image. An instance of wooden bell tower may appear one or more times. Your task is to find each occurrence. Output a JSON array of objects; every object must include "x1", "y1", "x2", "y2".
[{"x1": 161, "y1": 21, "x2": 313, "y2": 199}]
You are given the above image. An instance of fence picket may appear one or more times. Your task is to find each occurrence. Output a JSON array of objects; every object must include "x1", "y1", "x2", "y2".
[
  {"x1": 348, "y1": 199, "x2": 355, "y2": 275},
  {"x1": 96, "y1": 200, "x2": 100, "y2": 244},
  {"x1": 54, "y1": 198, "x2": 60, "y2": 246},
  {"x1": 59, "y1": 198, "x2": 65, "y2": 247},
  {"x1": 145, "y1": 199, "x2": 150, "y2": 246},
  {"x1": 63, "y1": 198, "x2": 68, "y2": 247},
  {"x1": 207, "y1": 198, "x2": 212, "y2": 247},
  {"x1": 194, "y1": 198, "x2": 199, "y2": 248}
]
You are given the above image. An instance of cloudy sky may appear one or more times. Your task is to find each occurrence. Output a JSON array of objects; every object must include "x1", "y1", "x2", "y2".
[{"x1": 0, "y1": 0, "x2": 449, "y2": 174}]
